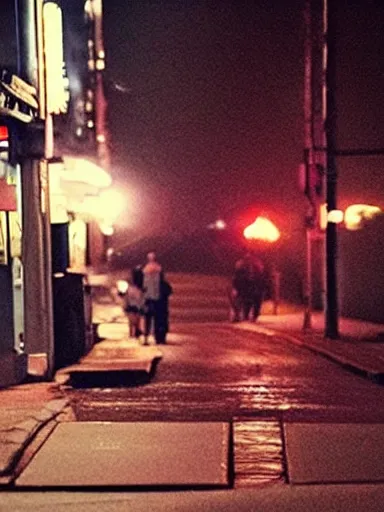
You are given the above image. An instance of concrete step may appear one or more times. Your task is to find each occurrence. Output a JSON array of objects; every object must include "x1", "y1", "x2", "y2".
[
  {"x1": 55, "y1": 340, "x2": 162, "y2": 385},
  {"x1": 170, "y1": 296, "x2": 229, "y2": 307}
]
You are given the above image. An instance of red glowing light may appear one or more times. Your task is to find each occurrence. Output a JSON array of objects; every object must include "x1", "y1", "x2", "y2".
[
  {"x1": 243, "y1": 216, "x2": 280, "y2": 242},
  {"x1": 0, "y1": 126, "x2": 9, "y2": 140}
]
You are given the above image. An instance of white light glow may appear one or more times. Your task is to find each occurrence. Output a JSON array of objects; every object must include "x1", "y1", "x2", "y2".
[
  {"x1": 96, "y1": 59, "x2": 105, "y2": 71},
  {"x1": 99, "y1": 223, "x2": 114, "y2": 236},
  {"x1": 208, "y1": 219, "x2": 227, "y2": 230},
  {"x1": 327, "y1": 209, "x2": 344, "y2": 224},
  {"x1": 99, "y1": 189, "x2": 125, "y2": 222},
  {"x1": 215, "y1": 219, "x2": 226, "y2": 229},
  {"x1": 344, "y1": 204, "x2": 382, "y2": 230},
  {"x1": 116, "y1": 280, "x2": 129, "y2": 294},
  {"x1": 43, "y1": 3, "x2": 68, "y2": 114},
  {"x1": 62, "y1": 157, "x2": 112, "y2": 188}
]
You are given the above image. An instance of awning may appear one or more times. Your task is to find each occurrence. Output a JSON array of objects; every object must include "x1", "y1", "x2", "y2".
[{"x1": 61, "y1": 156, "x2": 111, "y2": 188}]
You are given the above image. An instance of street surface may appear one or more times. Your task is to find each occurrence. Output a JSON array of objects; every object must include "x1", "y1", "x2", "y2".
[
  {"x1": 56, "y1": 272, "x2": 384, "y2": 487},
  {"x1": 68, "y1": 323, "x2": 384, "y2": 424},
  {"x1": 65, "y1": 321, "x2": 384, "y2": 487}
]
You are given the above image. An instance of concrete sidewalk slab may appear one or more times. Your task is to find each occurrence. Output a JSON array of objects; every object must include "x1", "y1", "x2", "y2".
[
  {"x1": 16, "y1": 422, "x2": 231, "y2": 488},
  {"x1": 2, "y1": 484, "x2": 384, "y2": 511},
  {"x1": 284, "y1": 423, "x2": 384, "y2": 484},
  {"x1": 0, "y1": 393, "x2": 68, "y2": 478}
]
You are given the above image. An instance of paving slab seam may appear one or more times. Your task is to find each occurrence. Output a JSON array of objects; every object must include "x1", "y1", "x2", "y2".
[
  {"x1": 0, "y1": 398, "x2": 69, "y2": 478},
  {"x1": 233, "y1": 324, "x2": 384, "y2": 384}
]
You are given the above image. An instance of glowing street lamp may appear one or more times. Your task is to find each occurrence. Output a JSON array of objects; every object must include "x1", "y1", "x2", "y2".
[
  {"x1": 327, "y1": 209, "x2": 344, "y2": 225},
  {"x1": 243, "y1": 216, "x2": 280, "y2": 243},
  {"x1": 344, "y1": 204, "x2": 382, "y2": 231},
  {"x1": 320, "y1": 203, "x2": 382, "y2": 230}
]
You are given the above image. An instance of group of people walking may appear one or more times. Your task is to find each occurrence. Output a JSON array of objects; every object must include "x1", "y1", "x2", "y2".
[
  {"x1": 229, "y1": 253, "x2": 266, "y2": 322},
  {"x1": 122, "y1": 252, "x2": 172, "y2": 345},
  {"x1": 121, "y1": 250, "x2": 265, "y2": 342}
]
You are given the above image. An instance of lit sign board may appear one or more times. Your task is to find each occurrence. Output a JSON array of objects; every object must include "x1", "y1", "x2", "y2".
[{"x1": 43, "y1": 2, "x2": 69, "y2": 115}]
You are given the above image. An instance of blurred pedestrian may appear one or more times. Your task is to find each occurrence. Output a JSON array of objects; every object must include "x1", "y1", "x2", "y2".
[
  {"x1": 155, "y1": 275, "x2": 173, "y2": 344},
  {"x1": 229, "y1": 258, "x2": 249, "y2": 322},
  {"x1": 230, "y1": 253, "x2": 266, "y2": 322},
  {"x1": 142, "y1": 251, "x2": 162, "y2": 344},
  {"x1": 244, "y1": 252, "x2": 266, "y2": 321},
  {"x1": 123, "y1": 268, "x2": 145, "y2": 339}
]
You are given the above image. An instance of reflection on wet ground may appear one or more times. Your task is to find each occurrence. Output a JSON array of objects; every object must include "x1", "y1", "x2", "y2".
[
  {"x1": 66, "y1": 323, "x2": 384, "y2": 486},
  {"x1": 234, "y1": 420, "x2": 285, "y2": 487}
]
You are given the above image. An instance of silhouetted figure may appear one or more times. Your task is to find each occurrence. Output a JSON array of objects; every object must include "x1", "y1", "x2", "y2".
[
  {"x1": 155, "y1": 276, "x2": 173, "y2": 344},
  {"x1": 245, "y1": 254, "x2": 265, "y2": 321},
  {"x1": 142, "y1": 252, "x2": 162, "y2": 344},
  {"x1": 230, "y1": 258, "x2": 248, "y2": 321},
  {"x1": 123, "y1": 268, "x2": 145, "y2": 338},
  {"x1": 230, "y1": 254, "x2": 265, "y2": 321}
]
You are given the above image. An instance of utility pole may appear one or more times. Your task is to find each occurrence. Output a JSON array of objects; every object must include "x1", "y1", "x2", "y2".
[
  {"x1": 303, "y1": 0, "x2": 325, "y2": 330},
  {"x1": 16, "y1": 0, "x2": 55, "y2": 377},
  {"x1": 303, "y1": 0, "x2": 338, "y2": 338},
  {"x1": 303, "y1": 0, "x2": 314, "y2": 330},
  {"x1": 324, "y1": 0, "x2": 339, "y2": 338}
]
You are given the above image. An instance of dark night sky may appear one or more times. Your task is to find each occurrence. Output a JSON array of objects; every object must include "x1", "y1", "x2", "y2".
[
  {"x1": 103, "y1": 0, "x2": 384, "y2": 239},
  {"x1": 1, "y1": 0, "x2": 383, "y2": 241},
  {"x1": 104, "y1": 1, "x2": 305, "y2": 236}
]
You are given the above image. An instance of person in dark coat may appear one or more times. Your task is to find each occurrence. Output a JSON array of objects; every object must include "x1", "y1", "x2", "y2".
[
  {"x1": 230, "y1": 258, "x2": 249, "y2": 321},
  {"x1": 154, "y1": 276, "x2": 173, "y2": 344},
  {"x1": 244, "y1": 253, "x2": 266, "y2": 321},
  {"x1": 230, "y1": 254, "x2": 266, "y2": 322}
]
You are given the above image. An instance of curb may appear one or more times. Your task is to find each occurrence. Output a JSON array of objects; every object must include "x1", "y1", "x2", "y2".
[
  {"x1": 232, "y1": 323, "x2": 384, "y2": 384},
  {"x1": 55, "y1": 346, "x2": 163, "y2": 386},
  {"x1": 0, "y1": 398, "x2": 69, "y2": 478},
  {"x1": 276, "y1": 331, "x2": 384, "y2": 384}
]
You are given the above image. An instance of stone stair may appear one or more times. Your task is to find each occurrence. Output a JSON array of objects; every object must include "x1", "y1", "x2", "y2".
[{"x1": 168, "y1": 273, "x2": 230, "y2": 323}]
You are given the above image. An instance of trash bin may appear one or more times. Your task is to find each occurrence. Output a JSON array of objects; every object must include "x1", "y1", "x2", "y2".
[
  {"x1": 51, "y1": 222, "x2": 69, "y2": 274},
  {"x1": 52, "y1": 272, "x2": 87, "y2": 370}
]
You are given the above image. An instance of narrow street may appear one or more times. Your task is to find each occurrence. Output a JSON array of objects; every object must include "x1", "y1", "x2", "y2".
[
  {"x1": 67, "y1": 273, "x2": 384, "y2": 427},
  {"x1": 68, "y1": 323, "x2": 384, "y2": 424},
  {"x1": 5, "y1": 273, "x2": 384, "y2": 497},
  {"x1": 50, "y1": 272, "x2": 384, "y2": 488},
  {"x1": 63, "y1": 320, "x2": 384, "y2": 487}
]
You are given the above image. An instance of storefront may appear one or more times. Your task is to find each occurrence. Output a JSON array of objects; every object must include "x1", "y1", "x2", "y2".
[{"x1": 0, "y1": 145, "x2": 27, "y2": 387}]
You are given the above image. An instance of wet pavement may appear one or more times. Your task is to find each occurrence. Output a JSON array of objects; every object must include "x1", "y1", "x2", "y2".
[
  {"x1": 67, "y1": 324, "x2": 384, "y2": 424},
  {"x1": 65, "y1": 322, "x2": 384, "y2": 487},
  {"x1": 2, "y1": 271, "x2": 384, "y2": 495}
]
